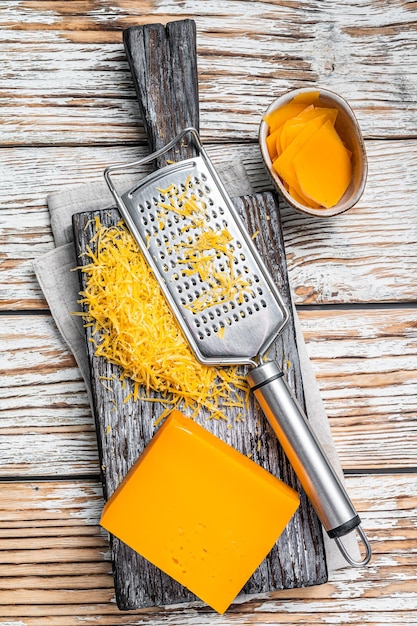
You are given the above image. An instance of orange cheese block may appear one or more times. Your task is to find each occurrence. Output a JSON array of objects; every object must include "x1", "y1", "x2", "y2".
[{"x1": 100, "y1": 410, "x2": 300, "y2": 614}]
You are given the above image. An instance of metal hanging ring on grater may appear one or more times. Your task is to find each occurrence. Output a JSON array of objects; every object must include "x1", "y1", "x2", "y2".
[{"x1": 104, "y1": 127, "x2": 372, "y2": 567}]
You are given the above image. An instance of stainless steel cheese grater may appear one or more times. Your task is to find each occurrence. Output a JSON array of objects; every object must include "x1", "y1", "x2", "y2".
[{"x1": 104, "y1": 127, "x2": 371, "y2": 566}]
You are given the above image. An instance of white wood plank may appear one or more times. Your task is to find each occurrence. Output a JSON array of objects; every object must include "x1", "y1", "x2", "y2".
[
  {"x1": 0, "y1": 2, "x2": 416, "y2": 144},
  {"x1": 1, "y1": 308, "x2": 416, "y2": 476},
  {"x1": 0, "y1": 313, "x2": 98, "y2": 476},
  {"x1": 1, "y1": 139, "x2": 417, "y2": 309},
  {"x1": 0, "y1": 473, "x2": 415, "y2": 624},
  {"x1": 298, "y1": 307, "x2": 417, "y2": 470}
]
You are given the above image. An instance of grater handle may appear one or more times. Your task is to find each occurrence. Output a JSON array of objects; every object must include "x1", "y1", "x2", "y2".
[{"x1": 247, "y1": 361, "x2": 372, "y2": 566}]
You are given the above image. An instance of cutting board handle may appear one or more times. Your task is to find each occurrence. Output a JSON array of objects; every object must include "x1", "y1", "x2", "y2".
[{"x1": 123, "y1": 20, "x2": 200, "y2": 168}]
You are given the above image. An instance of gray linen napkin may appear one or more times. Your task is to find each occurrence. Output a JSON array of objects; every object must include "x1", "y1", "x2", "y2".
[{"x1": 33, "y1": 162, "x2": 360, "y2": 573}]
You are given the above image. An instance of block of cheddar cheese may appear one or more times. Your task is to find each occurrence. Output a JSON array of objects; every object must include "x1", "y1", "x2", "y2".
[{"x1": 100, "y1": 410, "x2": 300, "y2": 614}]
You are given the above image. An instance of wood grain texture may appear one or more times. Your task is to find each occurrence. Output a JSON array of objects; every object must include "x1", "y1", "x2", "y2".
[
  {"x1": 1, "y1": 474, "x2": 415, "y2": 624},
  {"x1": 73, "y1": 193, "x2": 327, "y2": 609},
  {"x1": 123, "y1": 20, "x2": 200, "y2": 165}
]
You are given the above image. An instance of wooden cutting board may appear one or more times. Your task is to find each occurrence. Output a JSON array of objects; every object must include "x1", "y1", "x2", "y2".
[{"x1": 72, "y1": 20, "x2": 327, "y2": 611}]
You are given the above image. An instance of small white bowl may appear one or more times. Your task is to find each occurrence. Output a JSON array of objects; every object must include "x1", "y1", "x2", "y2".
[{"x1": 259, "y1": 87, "x2": 368, "y2": 217}]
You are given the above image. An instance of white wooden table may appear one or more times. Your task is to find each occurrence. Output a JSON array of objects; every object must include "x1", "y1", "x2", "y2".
[{"x1": 1, "y1": 1, "x2": 417, "y2": 624}]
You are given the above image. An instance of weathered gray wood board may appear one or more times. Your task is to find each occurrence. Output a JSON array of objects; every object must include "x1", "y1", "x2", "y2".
[
  {"x1": 73, "y1": 190, "x2": 327, "y2": 609},
  {"x1": 71, "y1": 20, "x2": 326, "y2": 609}
]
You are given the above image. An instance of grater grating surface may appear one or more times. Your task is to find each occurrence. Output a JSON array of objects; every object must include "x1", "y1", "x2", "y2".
[{"x1": 105, "y1": 129, "x2": 288, "y2": 365}]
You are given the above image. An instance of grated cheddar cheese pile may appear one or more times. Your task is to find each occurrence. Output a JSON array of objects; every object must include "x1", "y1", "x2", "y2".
[{"x1": 77, "y1": 217, "x2": 249, "y2": 423}]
